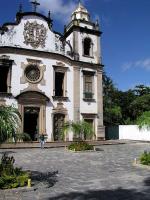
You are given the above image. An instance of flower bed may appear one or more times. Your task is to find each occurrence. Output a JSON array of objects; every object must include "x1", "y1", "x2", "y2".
[
  {"x1": 0, "y1": 153, "x2": 30, "y2": 189},
  {"x1": 68, "y1": 141, "x2": 94, "y2": 152}
]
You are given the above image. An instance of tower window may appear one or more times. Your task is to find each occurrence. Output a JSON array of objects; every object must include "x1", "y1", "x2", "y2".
[
  {"x1": 83, "y1": 38, "x2": 92, "y2": 56},
  {"x1": 84, "y1": 75, "x2": 93, "y2": 99}
]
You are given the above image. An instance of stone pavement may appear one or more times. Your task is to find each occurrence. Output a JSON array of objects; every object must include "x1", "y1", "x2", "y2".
[{"x1": 0, "y1": 142, "x2": 150, "y2": 200}]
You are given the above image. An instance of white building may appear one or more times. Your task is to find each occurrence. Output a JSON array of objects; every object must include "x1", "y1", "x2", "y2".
[{"x1": 0, "y1": 2, "x2": 105, "y2": 141}]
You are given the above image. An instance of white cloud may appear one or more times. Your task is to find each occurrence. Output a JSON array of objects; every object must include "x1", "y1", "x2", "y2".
[
  {"x1": 37, "y1": 0, "x2": 77, "y2": 23},
  {"x1": 122, "y1": 58, "x2": 150, "y2": 71}
]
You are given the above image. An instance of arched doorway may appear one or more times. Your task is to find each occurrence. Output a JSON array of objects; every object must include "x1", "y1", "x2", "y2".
[
  {"x1": 52, "y1": 102, "x2": 68, "y2": 141},
  {"x1": 16, "y1": 91, "x2": 49, "y2": 141},
  {"x1": 53, "y1": 113, "x2": 65, "y2": 141}
]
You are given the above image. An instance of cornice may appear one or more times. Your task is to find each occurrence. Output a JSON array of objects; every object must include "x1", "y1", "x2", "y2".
[
  {"x1": 64, "y1": 25, "x2": 102, "y2": 38},
  {"x1": 0, "y1": 46, "x2": 104, "y2": 71}
]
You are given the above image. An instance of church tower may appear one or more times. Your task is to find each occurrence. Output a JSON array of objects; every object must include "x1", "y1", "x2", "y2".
[
  {"x1": 64, "y1": 2, "x2": 105, "y2": 140},
  {"x1": 64, "y1": 1, "x2": 101, "y2": 64}
]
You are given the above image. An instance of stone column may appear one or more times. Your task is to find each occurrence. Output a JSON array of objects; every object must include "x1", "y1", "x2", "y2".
[
  {"x1": 40, "y1": 105, "x2": 46, "y2": 134},
  {"x1": 97, "y1": 70, "x2": 105, "y2": 140},
  {"x1": 73, "y1": 66, "x2": 80, "y2": 122}
]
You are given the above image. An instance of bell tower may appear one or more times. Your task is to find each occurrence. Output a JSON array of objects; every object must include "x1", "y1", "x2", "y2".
[
  {"x1": 64, "y1": 2, "x2": 105, "y2": 140},
  {"x1": 64, "y1": 1, "x2": 102, "y2": 64}
]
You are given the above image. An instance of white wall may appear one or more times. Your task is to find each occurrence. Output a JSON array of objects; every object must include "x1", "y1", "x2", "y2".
[{"x1": 119, "y1": 125, "x2": 150, "y2": 141}]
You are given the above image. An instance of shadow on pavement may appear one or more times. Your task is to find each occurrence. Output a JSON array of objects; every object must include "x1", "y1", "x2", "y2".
[
  {"x1": 144, "y1": 177, "x2": 150, "y2": 186},
  {"x1": 0, "y1": 151, "x2": 16, "y2": 155},
  {"x1": 31, "y1": 170, "x2": 58, "y2": 188},
  {"x1": 48, "y1": 187, "x2": 150, "y2": 200}
]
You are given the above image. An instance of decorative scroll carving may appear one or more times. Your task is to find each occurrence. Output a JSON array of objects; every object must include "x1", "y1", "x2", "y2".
[
  {"x1": 23, "y1": 21, "x2": 47, "y2": 48},
  {"x1": 55, "y1": 34, "x2": 65, "y2": 53}
]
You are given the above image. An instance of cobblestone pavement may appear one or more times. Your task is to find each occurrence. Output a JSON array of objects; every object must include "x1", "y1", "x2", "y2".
[{"x1": 0, "y1": 142, "x2": 150, "y2": 200}]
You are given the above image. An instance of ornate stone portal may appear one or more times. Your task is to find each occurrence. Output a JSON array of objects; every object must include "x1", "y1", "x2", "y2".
[
  {"x1": 16, "y1": 91, "x2": 49, "y2": 140},
  {"x1": 52, "y1": 102, "x2": 68, "y2": 141},
  {"x1": 23, "y1": 21, "x2": 47, "y2": 48}
]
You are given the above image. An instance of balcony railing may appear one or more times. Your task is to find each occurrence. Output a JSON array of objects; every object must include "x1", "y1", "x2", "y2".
[{"x1": 83, "y1": 92, "x2": 93, "y2": 99}]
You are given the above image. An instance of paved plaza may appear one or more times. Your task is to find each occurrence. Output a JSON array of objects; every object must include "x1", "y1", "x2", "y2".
[{"x1": 0, "y1": 141, "x2": 150, "y2": 200}]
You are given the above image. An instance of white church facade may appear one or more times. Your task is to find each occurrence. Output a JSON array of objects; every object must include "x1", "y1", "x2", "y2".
[{"x1": 0, "y1": 2, "x2": 105, "y2": 141}]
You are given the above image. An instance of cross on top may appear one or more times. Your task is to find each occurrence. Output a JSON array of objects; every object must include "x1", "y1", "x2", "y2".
[{"x1": 31, "y1": 0, "x2": 40, "y2": 12}]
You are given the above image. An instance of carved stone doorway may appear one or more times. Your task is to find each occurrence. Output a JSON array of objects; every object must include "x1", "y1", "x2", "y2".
[
  {"x1": 16, "y1": 91, "x2": 49, "y2": 138},
  {"x1": 24, "y1": 107, "x2": 39, "y2": 141},
  {"x1": 53, "y1": 113, "x2": 65, "y2": 141}
]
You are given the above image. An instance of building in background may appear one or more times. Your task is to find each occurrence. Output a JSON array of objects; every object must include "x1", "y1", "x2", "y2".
[{"x1": 0, "y1": 1, "x2": 105, "y2": 141}]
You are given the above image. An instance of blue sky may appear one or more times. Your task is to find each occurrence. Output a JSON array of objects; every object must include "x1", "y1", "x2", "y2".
[{"x1": 0, "y1": 0, "x2": 149, "y2": 91}]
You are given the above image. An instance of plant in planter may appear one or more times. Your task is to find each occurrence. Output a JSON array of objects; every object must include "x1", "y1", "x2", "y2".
[
  {"x1": 68, "y1": 141, "x2": 94, "y2": 151},
  {"x1": 62, "y1": 120, "x2": 94, "y2": 151},
  {"x1": 0, "y1": 153, "x2": 30, "y2": 189}
]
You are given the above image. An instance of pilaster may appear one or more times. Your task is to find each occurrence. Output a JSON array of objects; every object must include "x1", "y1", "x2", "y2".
[
  {"x1": 97, "y1": 70, "x2": 105, "y2": 140},
  {"x1": 73, "y1": 66, "x2": 80, "y2": 122}
]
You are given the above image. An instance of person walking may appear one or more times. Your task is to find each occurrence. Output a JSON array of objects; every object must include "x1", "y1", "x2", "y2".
[{"x1": 39, "y1": 133, "x2": 45, "y2": 149}]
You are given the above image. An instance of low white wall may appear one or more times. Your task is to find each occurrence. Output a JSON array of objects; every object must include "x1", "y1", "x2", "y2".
[{"x1": 119, "y1": 125, "x2": 150, "y2": 141}]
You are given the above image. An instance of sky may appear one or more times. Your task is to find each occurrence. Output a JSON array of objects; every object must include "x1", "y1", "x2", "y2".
[{"x1": 0, "y1": 0, "x2": 150, "y2": 91}]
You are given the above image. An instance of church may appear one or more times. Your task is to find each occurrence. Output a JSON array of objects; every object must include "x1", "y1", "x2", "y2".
[{"x1": 0, "y1": 1, "x2": 105, "y2": 141}]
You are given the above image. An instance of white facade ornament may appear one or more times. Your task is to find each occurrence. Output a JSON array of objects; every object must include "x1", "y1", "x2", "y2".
[{"x1": 23, "y1": 21, "x2": 47, "y2": 48}]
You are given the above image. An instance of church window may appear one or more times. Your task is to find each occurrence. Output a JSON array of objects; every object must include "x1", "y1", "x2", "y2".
[
  {"x1": 0, "y1": 66, "x2": 9, "y2": 92},
  {"x1": 83, "y1": 70, "x2": 95, "y2": 100},
  {"x1": 55, "y1": 72, "x2": 65, "y2": 96},
  {"x1": 83, "y1": 38, "x2": 93, "y2": 56},
  {"x1": 53, "y1": 65, "x2": 68, "y2": 98},
  {"x1": 25, "y1": 65, "x2": 41, "y2": 83},
  {"x1": 0, "y1": 58, "x2": 12, "y2": 93}
]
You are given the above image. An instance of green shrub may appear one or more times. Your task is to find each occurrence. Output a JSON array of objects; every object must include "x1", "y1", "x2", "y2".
[
  {"x1": 140, "y1": 151, "x2": 150, "y2": 166},
  {"x1": 14, "y1": 133, "x2": 31, "y2": 142},
  {"x1": 0, "y1": 153, "x2": 30, "y2": 189},
  {"x1": 68, "y1": 141, "x2": 94, "y2": 151}
]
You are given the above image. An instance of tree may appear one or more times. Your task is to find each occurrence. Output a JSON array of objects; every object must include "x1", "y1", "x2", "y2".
[
  {"x1": 136, "y1": 111, "x2": 150, "y2": 130},
  {"x1": 103, "y1": 72, "x2": 150, "y2": 125},
  {"x1": 133, "y1": 85, "x2": 150, "y2": 96},
  {"x1": 0, "y1": 105, "x2": 21, "y2": 143},
  {"x1": 129, "y1": 94, "x2": 150, "y2": 121},
  {"x1": 103, "y1": 73, "x2": 123, "y2": 125}
]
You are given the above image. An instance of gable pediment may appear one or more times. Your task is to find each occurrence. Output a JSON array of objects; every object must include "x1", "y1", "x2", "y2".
[{"x1": 0, "y1": 12, "x2": 73, "y2": 58}]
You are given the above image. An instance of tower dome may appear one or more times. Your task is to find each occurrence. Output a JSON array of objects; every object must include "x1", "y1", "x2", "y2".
[{"x1": 71, "y1": 1, "x2": 90, "y2": 21}]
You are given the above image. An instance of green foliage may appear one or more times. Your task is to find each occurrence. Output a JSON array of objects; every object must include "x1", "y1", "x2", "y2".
[
  {"x1": 0, "y1": 105, "x2": 21, "y2": 144},
  {"x1": 68, "y1": 141, "x2": 94, "y2": 151},
  {"x1": 0, "y1": 153, "x2": 30, "y2": 189},
  {"x1": 137, "y1": 111, "x2": 150, "y2": 130},
  {"x1": 61, "y1": 121, "x2": 94, "y2": 140},
  {"x1": 14, "y1": 132, "x2": 31, "y2": 142},
  {"x1": 140, "y1": 151, "x2": 150, "y2": 166}
]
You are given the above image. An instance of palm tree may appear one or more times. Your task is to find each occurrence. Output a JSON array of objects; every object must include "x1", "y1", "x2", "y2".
[
  {"x1": 61, "y1": 120, "x2": 94, "y2": 141},
  {"x1": 137, "y1": 111, "x2": 150, "y2": 131},
  {"x1": 0, "y1": 105, "x2": 21, "y2": 143}
]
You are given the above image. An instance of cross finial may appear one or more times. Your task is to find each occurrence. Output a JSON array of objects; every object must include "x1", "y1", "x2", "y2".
[
  {"x1": 19, "y1": 3, "x2": 23, "y2": 13},
  {"x1": 48, "y1": 10, "x2": 51, "y2": 19},
  {"x1": 31, "y1": 0, "x2": 40, "y2": 12}
]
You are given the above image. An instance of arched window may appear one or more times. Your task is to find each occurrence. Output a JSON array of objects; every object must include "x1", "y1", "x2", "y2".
[{"x1": 83, "y1": 38, "x2": 92, "y2": 56}]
